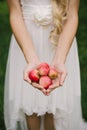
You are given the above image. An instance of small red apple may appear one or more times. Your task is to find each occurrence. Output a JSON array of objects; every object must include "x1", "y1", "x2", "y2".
[
  {"x1": 39, "y1": 76, "x2": 52, "y2": 89},
  {"x1": 38, "y1": 66, "x2": 49, "y2": 76},
  {"x1": 37, "y1": 62, "x2": 50, "y2": 76},
  {"x1": 37, "y1": 62, "x2": 49, "y2": 69},
  {"x1": 48, "y1": 67, "x2": 58, "y2": 79},
  {"x1": 28, "y1": 69, "x2": 40, "y2": 83}
]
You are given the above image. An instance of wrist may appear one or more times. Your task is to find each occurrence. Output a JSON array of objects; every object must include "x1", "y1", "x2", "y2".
[
  {"x1": 27, "y1": 56, "x2": 40, "y2": 65},
  {"x1": 52, "y1": 57, "x2": 65, "y2": 65},
  {"x1": 53, "y1": 45, "x2": 68, "y2": 65},
  {"x1": 24, "y1": 53, "x2": 38, "y2": 63}
]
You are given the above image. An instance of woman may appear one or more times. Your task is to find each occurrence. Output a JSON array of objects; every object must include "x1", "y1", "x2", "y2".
[{"x1": 4, "y1": 0, "x2": 85, "y2": 130}]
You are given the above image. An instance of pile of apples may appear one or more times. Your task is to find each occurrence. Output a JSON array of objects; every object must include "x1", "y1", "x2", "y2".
[{"x1": 28, "y1": 63, "x2": 58, "y2": 89}]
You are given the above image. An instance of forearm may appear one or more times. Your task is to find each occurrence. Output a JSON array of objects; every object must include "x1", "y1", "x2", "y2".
[
  {"x1": 7, "y1": 0, "x2": 39, "y2": 64},
  {"x1": 10, "y1": 13, "x2": 38, "y2": 63},
  {"x1": 52, "y1": 0, "x2": 80, "y2": 64},
  {"x1": 53, "y1": 13, "x2": 78, "y2": 64}
]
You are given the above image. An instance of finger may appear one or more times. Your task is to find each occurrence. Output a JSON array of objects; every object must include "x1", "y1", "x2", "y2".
[
  {"x1": 49, "y1": 81, "x2": 60, "y2": 89},
  {"x1": 23, "y1": 75, "x2": 31, "y2": 84},
  {"x1": 46, "y1": 89, "x2": 51, "y2": 96},
  {"x1": 26, "y1": 77, "x2": 31, "y2": 84},
  {"x1": 23, "y1": 71, "x2": 31, "y2": 83},
  {"x1": 46, "y1": 81, "x2": 60, "y2": 94},
  {"x1": 31, "y1": 82, "x2": 47, "y2": 95},
  {"x1": 32, "y1": 82, "x2": 43, "y2": 89},
  {"x1": 32, "y1": 83, "x2": 47, "y2": 96},
  {"x1": 42, "y1": 88, "x2": 47, "y2": 95},
  {"x1": 60, "y1": 72, "x2": 67, "y2": 86}
]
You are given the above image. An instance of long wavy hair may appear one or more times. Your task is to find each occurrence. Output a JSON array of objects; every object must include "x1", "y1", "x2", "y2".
[{"x1": 50, "y1": 0, "x2": 69, "y2": 46}]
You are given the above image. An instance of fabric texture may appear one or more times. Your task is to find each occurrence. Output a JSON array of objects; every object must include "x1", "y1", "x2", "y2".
[{"x1": 4, "y1": 0, "x2": 87, "y2": 130}]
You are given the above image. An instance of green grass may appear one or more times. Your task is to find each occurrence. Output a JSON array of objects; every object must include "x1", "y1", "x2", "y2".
[
  {"x1": 77, "y1": 0, "x2": 87, "y2": 120},
  {"x1": 0, "y1": 1, "x2": 11, "y2": 130},
  {"x1": 0, "y1": 1, "x2": 87, "y2": 130}
]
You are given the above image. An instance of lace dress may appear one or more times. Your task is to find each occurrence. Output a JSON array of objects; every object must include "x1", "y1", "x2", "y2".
[{"x1": 4, "y1": 0, "x2": 87, "y2": 130}]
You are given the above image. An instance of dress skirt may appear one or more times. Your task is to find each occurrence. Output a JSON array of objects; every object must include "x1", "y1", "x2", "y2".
[{"x1": 4, "y1": 1, "x2": 86, "y2": 130}]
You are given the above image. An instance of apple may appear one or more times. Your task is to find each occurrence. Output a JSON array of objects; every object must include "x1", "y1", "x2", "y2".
[
  {"x1": 37, "y1": 62, "x2": 49, "y2": 69},
  {"x1": 39, "y1": 76, "x2": 52, "y2": 89},
  {"x1": 28, "y1": 69, "x2": 40, "y2": 83},
  {"x1": 38, "y1": 66, "x2": 49, "y2": 76},
  {"x1": 37, "y1": 62, "x2": 50, "y2": 76},
  {"x1": 48, "y1": 67, "x2": 58, "y2": 79}
]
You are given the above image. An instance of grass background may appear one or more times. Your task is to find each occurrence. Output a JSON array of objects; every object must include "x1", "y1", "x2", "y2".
[{"x1": 0, "y1": 1, "x2": 87, "y2": 129}]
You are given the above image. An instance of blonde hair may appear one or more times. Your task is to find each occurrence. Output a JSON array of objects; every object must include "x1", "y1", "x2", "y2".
[{"x1": 50, "y1": 0, "x2": 69, "y2": 46}]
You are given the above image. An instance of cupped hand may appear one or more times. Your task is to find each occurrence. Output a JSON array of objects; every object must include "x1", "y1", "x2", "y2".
[
  {"x1": 23, "y1": 61, "x2": 47, "y2": 95},
  {"x1": 46, "y1": 63, "x2": 68, "y2": 96}
]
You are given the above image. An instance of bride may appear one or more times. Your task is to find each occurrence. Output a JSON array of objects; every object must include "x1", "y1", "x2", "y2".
[{"x1": 4, "y1": 0, "x2": 87, "y2": 130}]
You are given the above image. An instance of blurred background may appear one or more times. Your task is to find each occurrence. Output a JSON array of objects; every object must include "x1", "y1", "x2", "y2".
[{"x1": 0, "y1": 0, "x2": 87, "y2": 130}]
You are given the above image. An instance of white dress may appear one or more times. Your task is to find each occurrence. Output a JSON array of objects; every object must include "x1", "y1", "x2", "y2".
[{"x1": 4, "y1": 0, "x2": 87, "y2": 130}]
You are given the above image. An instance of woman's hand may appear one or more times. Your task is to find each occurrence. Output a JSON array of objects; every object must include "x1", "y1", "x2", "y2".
[
  {"x1": 23, "y1": 60, "x2": 47, "y2": 95},
  {"x1": 46, "y1": 63, "x2": 68, "y2": 96}
]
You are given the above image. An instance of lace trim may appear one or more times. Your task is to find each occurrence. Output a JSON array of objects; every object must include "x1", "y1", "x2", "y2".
[
  {"x1": 22, "y1": 106, "x2": 56, "y2": 116},
  {"x1": 5, "y1": 107, "x2": 72, "y2": 130}
]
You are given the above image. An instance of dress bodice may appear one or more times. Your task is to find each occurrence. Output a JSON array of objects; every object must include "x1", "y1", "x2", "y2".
[
  {"x1": 20, "y1": 0, "x2": 51, "y2": 6},
  {"x1": 20, "y1": 0, "x2": 53, "y2": 27}
]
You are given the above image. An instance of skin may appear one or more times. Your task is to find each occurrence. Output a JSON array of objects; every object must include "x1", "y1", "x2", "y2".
[{"x1": 7, "y1": 0, "x2": 80, "y2": 130}]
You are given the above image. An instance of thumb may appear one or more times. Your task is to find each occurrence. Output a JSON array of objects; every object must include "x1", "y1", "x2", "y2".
[
  {"x1": 59, "y1": 72, "x2": 67, "y2": 86},
  {"x1": 23, "y1": 71, "x2": 31, "y2": 84}
]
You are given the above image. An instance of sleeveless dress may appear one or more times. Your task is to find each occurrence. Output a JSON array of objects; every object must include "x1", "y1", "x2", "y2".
[{"x1": 4, "y1": 0, "x2": 87, "y2": 130}]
